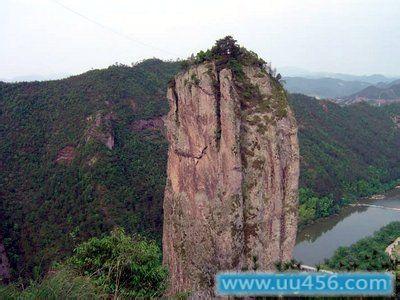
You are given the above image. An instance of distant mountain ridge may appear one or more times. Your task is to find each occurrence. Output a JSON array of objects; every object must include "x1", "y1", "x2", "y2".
[
  {"x1": 279, "y1": 67, "x2": 398, "y2": 84},
  {"x1": 1, "y1": 73, "x2": 70, "y2": 83},
  {"x1": 283, "y1": 77, "x2": 370, "y2": 99},
  {"x1": 279, "y1": 67, "x2": 400, "y2": 99},
  {"x1": 308, "y1": 73, "x2": 393, "y2": 84},
  {"x1": 341, "y1": 80, "x2": 400, "y2": 105}
]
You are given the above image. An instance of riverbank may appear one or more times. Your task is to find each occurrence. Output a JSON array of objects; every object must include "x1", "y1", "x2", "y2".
[
  {"x1": 323, "y1": 222, "x2": 400, "y2": 271},
  {"x1": 298, "y1": 183, "x2": 400, "y2": 231},
  {"x1": 294, "y1": 187, "x2": 400, "y2": 266}
]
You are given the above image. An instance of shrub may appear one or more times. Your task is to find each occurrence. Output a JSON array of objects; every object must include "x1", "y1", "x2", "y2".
[
  {"x1": 0, "y1": 268, "x2": 105, "y2": 300},
  {"x1": 67, "y1": 227, "x2": 168, "y2": 298}
]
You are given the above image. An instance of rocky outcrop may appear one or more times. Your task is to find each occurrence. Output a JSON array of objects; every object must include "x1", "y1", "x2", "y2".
[
  {"x1": 385, "y1": 237, "x2": 400, "y2": 260},
  {"x1": 55, "y1": 145, "x2": 76, "y2": 165},
  {"x1": 85, "y1": 111, "x2": 115, "y2": 150},
  {"x1": 131, "y1": 116, "x2": 164, "y2": 132},
  {"x1": 163, "y1": 48, "x2": 299, "y2": 295}
]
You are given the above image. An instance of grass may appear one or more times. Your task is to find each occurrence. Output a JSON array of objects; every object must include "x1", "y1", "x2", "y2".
[{"x1": 0, "y1": 268, "x2": 106, "y2": 300}]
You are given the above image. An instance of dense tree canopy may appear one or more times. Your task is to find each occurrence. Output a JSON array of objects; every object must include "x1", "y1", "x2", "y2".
[
  {"x1": 68, "y1": 228, "x2": 167, "y2": 298},
  {"x1": 0, "y1": 59, "x2": 180, "y2": 279},
  {"x1": 0, "y1": 228, "x2": 166, "y2": 298},
  {"x1": 324, "y1": 222, "x2": 400, "y2": 271},
  {"x1": 290, "y1": 94, "x2": 400, "y2": 225}
]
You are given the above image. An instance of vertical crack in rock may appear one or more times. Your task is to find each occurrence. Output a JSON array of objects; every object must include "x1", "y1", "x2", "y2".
[
  {"x1": 163, "y1": 53, "x2": 299, "y2": 296},
  {"x1": 169, "y1": 79, "x2": 180, "y2": 126},
  {"x1": 213, "y1": 68, "x2": 222, "y2": 150}
]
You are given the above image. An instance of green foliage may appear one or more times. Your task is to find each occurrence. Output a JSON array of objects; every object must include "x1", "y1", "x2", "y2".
[
  {"x1": 0, "y1": 229, "x2": 166, "y2": 299},
  {"x1": 382, "y1": 101, "x2": 400, "y2": 116},
  {"x1": 190, "y1": 73, "x2": 200, "y2": 85},
  {"x1": 67, "y1": 228, "x2": 168, "y2": 298},
  {"x1": 227, "y1": 59, "x2": 244, "y2": 78},
  {"x1": 275, "y1": 259, "x2": 302, "y2": 272},
  {"x1": 290, "y1": 94, "x2": 400, "y2": 225},
  {"x1": 324, "y1": 222, "x2": 400, "y2": 271},
  {"x1": 182, "y1": 37, "x2": 287, "y2": 133},
  {"x1": 0, "y1": 268, "x2": 105, "y2": 299},
  {"x1": 183, "y1": 36, "x2": 265, "y2": 70},
  {"x1": 0, "y1": 59, "x2": 180, "y2": 279},
  {"x1": 298, "y1": 188, "x2": 339, "y2": 226}
]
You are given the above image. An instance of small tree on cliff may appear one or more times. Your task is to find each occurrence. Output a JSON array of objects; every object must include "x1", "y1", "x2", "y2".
[
  {"x1": 188, "y1": 36, "x2": 266, "y2": 69},
  {"x1": 211, "y1": 36, "x2": 241, "y2": 59}
]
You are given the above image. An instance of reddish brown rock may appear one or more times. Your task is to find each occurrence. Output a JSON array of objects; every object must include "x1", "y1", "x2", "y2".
[
  {"x1": 131, "y1": 116, "x2": 164, "y2": 132},
  {"x1": 129, "y1": 99, "x2": 138, "y2": 112},
  {"x1": 163, "y1": 59, "x2": 299, "y2": 295},
  {"x1": 319, "y1": 100, "x2": 330, "y2": 113},
  {"x1": 85, "y1": 111, "x2": 115, "y2": 150},
  {"x1": 55, "y1": 145, "x2": 76, "y2": 165}
]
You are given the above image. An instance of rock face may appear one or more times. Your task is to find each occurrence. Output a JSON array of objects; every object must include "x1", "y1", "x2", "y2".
[
  {"x1": 163, "y1": 57, "x2": 299, "y2": 295},
  {"x1": 131, "y1": 116, "x2": 164, "y2": 132},
  {"x1": 85, "y1": 111, "x2": 115, "y2": 150},
  {"x1": 55, "y1": 145, "x2": 76, "y2": 165}
]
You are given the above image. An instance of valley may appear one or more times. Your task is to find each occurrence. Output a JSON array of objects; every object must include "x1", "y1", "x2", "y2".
[
  {"x1": 294, "y1": 187, "x2": 400, "y2": 265},
  {"x1": 2, "y1": 0, "x2": 399, "y2": 296},
  {"x1": 283, "y1": 74, "x2": 400, "y2": 104},
  {"x1": 1, "y1": 58, "x2": 400, "y2": 286}
]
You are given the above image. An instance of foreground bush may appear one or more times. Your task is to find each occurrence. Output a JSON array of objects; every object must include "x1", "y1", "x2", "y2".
[
  {"x1": 1, "y1": 228, "x2": 168, "y2": 299},
  {"x1": 0, "y1": 268, "x2": 105, "y2": 299},
  {"x1": 67, "y1": 227, "x2": 168, "y2": 298}
]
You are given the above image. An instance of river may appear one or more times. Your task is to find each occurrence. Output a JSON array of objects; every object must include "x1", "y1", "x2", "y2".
[{"x1": 293, "y1": 188, "x2": 400, "y2": 266}]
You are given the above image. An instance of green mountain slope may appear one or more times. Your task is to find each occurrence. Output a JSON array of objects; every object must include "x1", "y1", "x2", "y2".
[
  {"x1": 344, "y1": 81, "x2": 400, "y2": 104},
  {"x1": 0, "y1": 59, "x2": 180, "y2": 278},
  {"x1": 291, "y1": 94, "x2": 400, "y2": 196},
  {"x1": 290, "y1": 94, "x2": 400, "y2": 224},
  {"x1": 1, "y1": 60, "x2": 399, "y2": 279}
]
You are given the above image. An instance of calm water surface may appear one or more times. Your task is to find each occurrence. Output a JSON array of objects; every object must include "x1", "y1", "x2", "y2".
[{"x1": 293, "y1": 189, "x2": 400, "y2": 266}]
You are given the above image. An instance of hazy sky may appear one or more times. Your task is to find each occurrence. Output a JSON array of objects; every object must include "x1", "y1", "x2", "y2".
[{"x1": 1, "y1": 0, "x2": 399, "y2": 79}]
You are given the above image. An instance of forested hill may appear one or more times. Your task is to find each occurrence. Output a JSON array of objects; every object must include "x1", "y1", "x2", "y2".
[
  {"x1": 291, "y1": 94, "x2": 400, "y2": 197},
  {"x1": 342, "y1": 81, "x2": 400, "y2": 104},
  {"x1": 1, "y1": 59, "x2": 400, "y2": 280},
  {"x1": 0, "y1": 59, "x2": 180, "y2": 279},
  {"x1": 290, "y1": 94, "x2": 400, "y2": 224}
]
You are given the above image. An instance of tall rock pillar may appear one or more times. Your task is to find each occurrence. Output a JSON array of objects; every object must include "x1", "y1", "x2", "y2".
[{"x1": 163, "y1": 38, "x2": 299, "y2": 296}]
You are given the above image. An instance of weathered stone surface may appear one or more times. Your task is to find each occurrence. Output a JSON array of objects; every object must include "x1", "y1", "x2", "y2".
[
  {"x1": 163, "y1": 61, "x2": 299, "y2": 295},
  {"x1": 131, "y1": 116, "x2": 164, "y2": 132},
  {"x1": 85, "y1": 111, "x2": 115, "y2": 150},
  {"x1": 55, "y1": 145, "x2": 76, "y2": 165}
]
